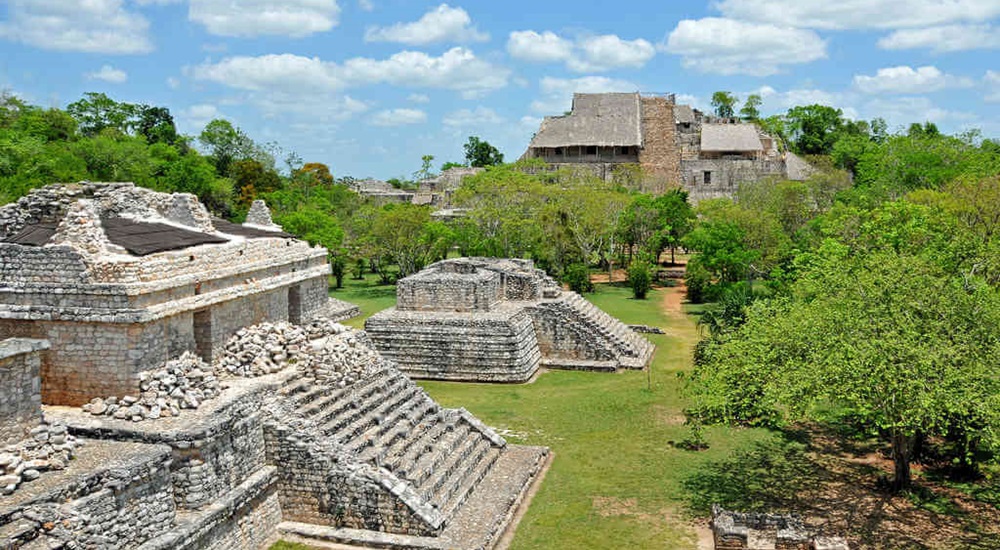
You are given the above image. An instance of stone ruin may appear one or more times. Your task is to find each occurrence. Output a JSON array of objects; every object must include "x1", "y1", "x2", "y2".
[
  {"x1": 365, "y1": 257, "x2": 655, "y2": 383},
  {"x1": 0, "y1": 183, "x2": 550, "y2": 549},
  {"x1": 711, "y1": 506, "x2": 850, "y2": 550}
]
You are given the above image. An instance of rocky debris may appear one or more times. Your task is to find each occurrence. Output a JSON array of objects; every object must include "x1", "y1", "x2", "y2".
[
  {"x1": 628, "y1": 324, "x2": 665, "y2": 334},
  {"x1": 82, "y1": 352, "x2": 223, "y2": 421},
  {"x1": 304, "y1": 330, "x2": 379, "y2": 386},
  {"x1": 304, "y1": 316, "x2": 350, "y2": 340},
  {"x1": 0, "y1": 422, "x2": 83, "y2": 495},
  {"x1": 216, "y1": 322, "x2": 308, "y2": 377}
]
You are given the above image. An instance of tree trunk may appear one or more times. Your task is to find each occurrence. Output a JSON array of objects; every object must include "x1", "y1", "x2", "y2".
[
  {"x1": 891, "y1": 432, "x2": 912, "y2": 491},
  {"x1": 670, "y1": 246, "x2": 676, "y2": 266}
]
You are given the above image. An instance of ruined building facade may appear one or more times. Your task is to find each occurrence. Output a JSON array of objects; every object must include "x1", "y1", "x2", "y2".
[
  {"x1": 522, "y1": 93, "x2": 813, "y2": 202},
  {"x1": 0, "y1": 183, "x2": 548, "y2": 550}
]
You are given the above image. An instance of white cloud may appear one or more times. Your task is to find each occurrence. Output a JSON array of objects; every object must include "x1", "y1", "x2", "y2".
[
  {"x1": 854, "y1": 66, "x2": 974, "y2": 94},
  {"x1": 339, "y1": 48, "x2": 509, "y2": 97},
  {"x1": 177, "y1": 104, "x2": 225, "y2": 134},
  {"x1": 365, "y1": 4, "x2": 487, "y2": 45},
  {"x1": 665, "y1": 18, "x2": 826, "y2": 76},
  {"x1": 370, "y1": 108, "x2": 427, "y2": 127},
  {"x1": 862, "y1": 96, "x2": 976, "y2": 129},
  {"x1": 191, "y1": 48, "x2": 509, "y2": 107},
  {"x1": 507, "y1": 31, "x2": 574, "y2": 63},
  {"x1": 569, "y1": 35, "x2": 656, "y2": 72},
  {"x1": 716, "y1": 0, "x2": 1000, "y2": 30},
  {"x1": 507, "y1": 30, "x2": 655, "y2": 72},
  {"x1": 753, "y1": 86, "x2": 860, "y2": 119},
  {"x1": 189, "y1": 0, "x2": 341, "y2": 38},
  {"x1": 443, "y1": 107, "x2": 504, "y2": 128},
  {"x1": 358, "y1": 0, "x2": 374, "y2": 11},
  {"x1": 0, "y1": 0, "x2": 153, "y2": 54},
  {"x1": 986, "y1": 71, "x2": 1000, "y2": 102},
  {"x1": 530, "y1": 76, "x2": 638, "y2": 114},
  {"x1": 878, "y1": 24, "x2": 1000, "y2": 52},
  {"x1": 167, "y1": 77, "x2": 181, "y2": 89},
  {"x1": 191, "y1": 54, "x2": 343, "y2": 92},
  {"x1": 86, "y1": 65, "x2": 128, "y2": 84},
  {"x1": 408, "y1": 93, "x2": 430, "y2": 103}
]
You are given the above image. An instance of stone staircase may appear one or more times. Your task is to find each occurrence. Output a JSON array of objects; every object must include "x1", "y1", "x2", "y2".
[
  {"x1": 539, "y1": 292, "x2": 655, "y2": 370},
  {"x1": 277, "y1": 364, "x2": 504, "y2": 527}
]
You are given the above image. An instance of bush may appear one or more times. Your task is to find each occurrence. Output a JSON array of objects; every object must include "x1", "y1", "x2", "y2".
[
  {"x1": 685, "y1": 257, "x2": 713, "y2": 303},
  {"x1": 628, "y1": 261, "x2": 652, "y2": 299},
  {"x1": 563, "y1": 263, "x2": 594, "y2": 293},
  {"x1": 329, "y1": 254, "x2": 346, "y2": 289}
]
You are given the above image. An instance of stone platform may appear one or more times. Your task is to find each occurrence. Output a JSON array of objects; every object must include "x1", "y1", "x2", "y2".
[{"x1": 367, "y1": 258, "x2": 654, "y2": 383}]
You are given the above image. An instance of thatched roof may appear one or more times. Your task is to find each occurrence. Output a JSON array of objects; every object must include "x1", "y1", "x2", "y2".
[
  {"x1": 528, "y1": 93, "x2": 642, "y2": 149},
  {"x1": 674, "y1": 104, "x2": 695, "y2": 124},
  {"x1": 700, "y1": 124, "x2": 763, "y2": 152}
]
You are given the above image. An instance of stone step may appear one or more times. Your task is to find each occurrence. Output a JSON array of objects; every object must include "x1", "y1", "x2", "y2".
[
  {"x1": 318, "y1": 377, "x2": 407, "y2": 438},
  {"x1": 332, "y1": 384, "x2": 421, "y2": 447},
  {"x1": 420, "y1": 434, "x2": 491, "y2": 504},
  {"x1": 309, "y1": 371, "x2": 402, "y2": 428},
  {"x1": 406, "y1": 423, "x2": 471, "y2": 487},
  {"x1": 352, "y1": 398, "x2": 438, "y2": 460},
  {"x1": 434, "y1": 445, "x2": 501, "y2": 520},
  {"x1": 378, "y1": 412, "x2": 448, "y2": 471},
  {"x1": 390, "y1": 419, "x2": 458, "y2": 482}
]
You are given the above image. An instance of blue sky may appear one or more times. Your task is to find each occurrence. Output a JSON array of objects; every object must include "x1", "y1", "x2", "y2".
[{"x1": 1, "y1": 0, "x2": 998, "y2": 180}]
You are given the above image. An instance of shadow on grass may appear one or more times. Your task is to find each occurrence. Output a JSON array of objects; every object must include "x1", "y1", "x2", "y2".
[{"x1": 680, "y1": 430, "x2": 1000, "y2": 549}]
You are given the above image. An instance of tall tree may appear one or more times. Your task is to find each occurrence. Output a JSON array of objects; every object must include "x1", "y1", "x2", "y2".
[
  {"x1": 711, "y1": 91, "x2": 739, "y2": 119},
  {"x1": 739, "y1": 93, "x2": 762, "y2": 121},
  {"x1": 463, "y1": 136, "x2": 504, "y2": 167},
  {"x1": 66, "y1": 92, "x2": 137, "y2": 137},
  {"x1": 785, "y1": 104, "x2": 845, "y2": 155}
]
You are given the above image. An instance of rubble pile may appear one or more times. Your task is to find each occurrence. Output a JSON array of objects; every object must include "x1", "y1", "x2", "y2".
[
  {"x1": 0, "y1": 422, "x2": 83, "y2": 495},
  {"x1": 216, "y1": 322, "x2": 307, "y2": 377},
  {"x1": 82, "y1": 352, "x2": 222, "y2": 421},
  {"x1": 305, "y1": 330, "x2": 379, "y2": 386}
]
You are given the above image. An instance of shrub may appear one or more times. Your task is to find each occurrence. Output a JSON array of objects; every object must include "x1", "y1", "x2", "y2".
[
  {"x1": 563, "y1": 263, "x2": 594, "y2": 293},
  {"x1": 329, "y1": 254, "x2": 346, "y2": 289},
  {"x1": 685, "y1": 257, "x2": 713, "y2": 304},
  {"x1": 628, "y1": 261, "x2": 653, "y2": 299}
]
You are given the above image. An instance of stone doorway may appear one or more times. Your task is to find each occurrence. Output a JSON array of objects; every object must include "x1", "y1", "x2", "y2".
[
  {"x1": 288, "y1": 284, "x2": 303, "y2": 325},
  {"x1": 193, "y1": 309, "x2": 213, "y2": 362}
]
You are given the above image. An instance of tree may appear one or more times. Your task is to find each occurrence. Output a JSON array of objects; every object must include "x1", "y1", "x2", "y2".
[
  {"x1": 711, "y1": 91, "x2": 739, "y2": 119},
  {"x1": 627, "y1": 260, "x2": 653, "y2": 299},
  {"x1": 441, "y1": 161, "x2": 464, "y2": 171},
  {"x1": 463, "y1": 136, "x2": 504, "y2": 167},
  {"x1": 198, "y1": 119, "x2": 258, "y2": 177},
  {"x1": 136, "y1": 106, "x2": 177, "y2": 145},
  {"x1": 785, "y1": 104, "x2": 846, "y2": 155},
  {"x1": 296, "y1": 162, "x2": 334, "y2": 186},
  {"x1": 67, "y1": 92, "x2": 137, "y2": 137},
  {"x1": 739, "y1": 94, "x2": 762, "y2": 121},
  {"x1": 414, "y1": 154, "x2": 435, "y2": 182},
  {"x1": 689, "y1": 243, "x2": 1000, "y2": 491}
]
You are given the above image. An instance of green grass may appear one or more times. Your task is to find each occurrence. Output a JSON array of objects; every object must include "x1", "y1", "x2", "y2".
[{"x1": 329, "y1": 273, "x2": 399, "y2": 329}]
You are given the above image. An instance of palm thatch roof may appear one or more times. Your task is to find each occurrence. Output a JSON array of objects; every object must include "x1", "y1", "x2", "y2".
[
  {"x1": 674, "y1": 104, "x2": 696, "y2": 124},
  {"x1": 700, "y1": 124, "x2": 763, "y2": 152},
  {"x1": 528, "y1": 93, "x2": 642, "y2": 149}
]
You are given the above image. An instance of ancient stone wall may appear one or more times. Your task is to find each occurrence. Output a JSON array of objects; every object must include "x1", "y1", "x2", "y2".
[
  {"x1": 365, "y1": 307, "x2": 541, "y2": 382},
  {"x1": 0, "y1": 339, "x2": 46, "y2": 445},
  {"x1": 638, "y1": 97, "x2": 682, "y2": 193},
  {"x1": 397, "y1": 267, "x2": 501, "y2": 312},
  {"x1": 681, "y1": 158, "x2": 786, "y2": 204}
]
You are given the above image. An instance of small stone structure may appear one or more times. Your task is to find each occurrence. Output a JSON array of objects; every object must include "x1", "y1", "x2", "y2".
[
  {"x1": 0, "y1": 184, "x2": 549, "y2": 549},
  {"x1": 0, "y1": 182, "x2": 359, "y2": 405},
  {"x1": 366, "y1": 257, "x2": 655, "y2": 382},
  {"x1": 711, "y1": 506, "x2": 850, "y2": 550}
]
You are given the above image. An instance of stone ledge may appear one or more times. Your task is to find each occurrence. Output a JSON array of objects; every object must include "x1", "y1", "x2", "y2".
[{"x1": 0, "y1": 338, "x2": 49, "y2": 362}]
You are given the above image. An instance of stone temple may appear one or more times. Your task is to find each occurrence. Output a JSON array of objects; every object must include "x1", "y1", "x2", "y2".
[
  {"x1": 0, "y1": 183, "x2": 549, "y2": 549},
  {"x1": 366, "y1": 257, "x2": 655, "y2": 383}
]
